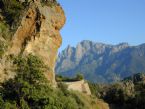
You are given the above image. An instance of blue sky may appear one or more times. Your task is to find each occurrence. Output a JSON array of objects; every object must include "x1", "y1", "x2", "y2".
[{"x1": 58, "y1": 0, "x2": 145, "y2": 51}]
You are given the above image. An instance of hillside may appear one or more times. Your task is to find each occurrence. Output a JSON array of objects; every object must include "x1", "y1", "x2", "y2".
[
  {"x1": 89, "y1": 73, "x2": 145, "y2": 109},
  {"x1": 56, "y1": 40, "x2": 145, "y2": 83},
  {"x1": 0, "y1": 1, "x2": 109, "y2": 109}
]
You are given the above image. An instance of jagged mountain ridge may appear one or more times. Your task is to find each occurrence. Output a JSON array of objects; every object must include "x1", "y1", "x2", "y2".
[{"x1": 56, "y1": 40, "x2": 145, "y2": 83}]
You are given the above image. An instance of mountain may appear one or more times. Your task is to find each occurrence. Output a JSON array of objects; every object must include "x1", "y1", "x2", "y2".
[{"x1": 56, "y1": 40, "x2": 145, "y2": 83}]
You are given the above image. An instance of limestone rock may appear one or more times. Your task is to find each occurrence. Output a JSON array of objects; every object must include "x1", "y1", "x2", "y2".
[
  {"x1": 0, "y1": 0, "x2": 66, "y2": 85},
  {"x1": 63, "y1": 80, "x2": 91, "y2": 95}
]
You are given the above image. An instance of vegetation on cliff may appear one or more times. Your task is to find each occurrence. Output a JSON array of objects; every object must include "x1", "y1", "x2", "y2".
[
  {"x1": 0, "y1": 0, "x2": 28, "y2": 30},
  {"x1": 40, "y1": 0, "x2": 58, "y2": 7},
  {"x1": 0, "y1": 55, "x2": 99, "y2": 109},
  {"x1": 0, "y1": 1, "x2": 107, "y2": 109},
  {"x1": 56, "y1": 73, "x2": 84, "y2": 82},
  {"x1": 0, "y1": 0, "x2": 58, "y2": 32}
]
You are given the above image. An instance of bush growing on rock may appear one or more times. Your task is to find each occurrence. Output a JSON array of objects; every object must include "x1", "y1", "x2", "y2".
[{"x1": 0, "y1": 55, "x2": 95, "y2": 109}]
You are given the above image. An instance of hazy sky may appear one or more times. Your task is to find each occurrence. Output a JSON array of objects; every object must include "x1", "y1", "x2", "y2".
[{"x1": 58, "y1": 0, "x2": 145, "y2": 51}]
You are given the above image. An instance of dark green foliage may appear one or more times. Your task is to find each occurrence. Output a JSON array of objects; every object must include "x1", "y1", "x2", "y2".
[
  {"x1": 57, "y1": 82, "x2": 68, "y2": 93},
  {"x1": 0, "y1": 0, "x2": 58, "y2": 39},
  {"x1": 56, "y1": 73, "x2": 84, "y2": 82},
  {"x1": 40, "y1": 0, "x2": 58, "y2": 7},
  {"x1": 0, "y1": 0, "x2": 30, "y2": 42},
  {"x1": 124, "y1": 73, "x2": 145, "y2": 83},
  {"x1": 13, "y1": 54, "x2": 48, "y2": 85},
  {"x1": 90, "y1": 73, "x2": 145, "y2": 109},
  {"x1": 103, "y1": 83, "x2": 130, "y2": 104},
  {"x1": 103, "y1": 82, "x2": 145, "y2": 109},
  {"x1": 0, "y1": 40, "x2": 7, "y2": 58},
  {"x1": 0, "y1": 55, "x2": 91, "y2": 109},
  {"x1": 0, "y1": 0, "x2": 29, "y2": 28},
  {"x1": 76, "y1": 74, "x2": 84, "y2": 80},
  {"x1": 88, "y1": 82, "x2": 104, "y2": 98},
  {"x1": 0, "y1": 21, "x2": 10, "y2": 56},
  {"x1": 0, "y1": 21, "x2": 10, "y2": 40}
]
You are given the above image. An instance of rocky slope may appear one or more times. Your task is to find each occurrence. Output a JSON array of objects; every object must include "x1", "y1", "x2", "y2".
[
  {"x1": 56, "y1": 40, "x2": 145, "y2": 83},
  {"x1": 0, "y1": 0, "x2": 66, "y2": 84},
  {"x1": 100, "y1": 73, "x2": 145, "y2": 109}
]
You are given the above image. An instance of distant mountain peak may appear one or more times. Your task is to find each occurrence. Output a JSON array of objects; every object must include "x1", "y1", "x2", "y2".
[
  {"x1": 116, "y1": 42, "x2": 129, "y2": 47},
  {"x1": 56, "y1": 40, "x2": 145, "y2": 83}
]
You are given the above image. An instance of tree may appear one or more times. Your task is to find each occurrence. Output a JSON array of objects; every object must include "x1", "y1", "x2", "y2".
[
  {"x1": 76, "y1": 74, "x2": 84, "y2": 81},
  {"x1": 0, "y1": 55, "x2": 90, "y2": 109}
]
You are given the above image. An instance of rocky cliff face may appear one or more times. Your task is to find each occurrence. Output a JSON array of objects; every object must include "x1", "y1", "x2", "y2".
[
  {"x1": 0, "y1": 0, "x2": 65, "y2": 84},
  {"x1": 56, "y1": 40, "x2": 145, "y2": 83}
]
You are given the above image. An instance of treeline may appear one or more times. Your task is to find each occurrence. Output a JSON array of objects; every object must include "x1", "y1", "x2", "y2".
[
  {"x1": 88, "y1": 73, "x2": 145, "y2": 109},
  {"x1": 56, "y1": 74, "x2": 84, "y2": 82}
]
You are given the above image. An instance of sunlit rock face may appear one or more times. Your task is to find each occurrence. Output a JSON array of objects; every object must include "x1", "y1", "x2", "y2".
[{"x1": 0, "y1": 0, "x2": 66, "y2": 84}]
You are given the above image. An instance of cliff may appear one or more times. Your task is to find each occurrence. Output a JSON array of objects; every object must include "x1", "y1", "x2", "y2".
[
  {"x1": 0, "y1": 1, "x2": 111, "y2": 109},
  {"x1": 0, "y1": 0, "x2": 66, "y2": 84}
]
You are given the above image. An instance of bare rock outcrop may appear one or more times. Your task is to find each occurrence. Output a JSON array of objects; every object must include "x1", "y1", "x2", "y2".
[
  {"x1": 64, "y1": 80, "x2": 92, "y2": 95},
  {"x1": 0, "y1": 0, "x2": 66, "y2": 85}
]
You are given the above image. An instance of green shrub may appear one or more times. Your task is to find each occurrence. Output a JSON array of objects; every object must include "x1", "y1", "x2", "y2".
[
  {"x1": 76, "y1": 74, "x2": 84, "y2": 81},
  {"x1": 40, "y1": 0, "x2": 58, "y2": 7},
  {"x1": 0, "y1": 0, "x2": 29, "y2": 29},
  {"x1": 56, "y1": 74, "x2": 84, "y2": 82},
  {"x1": 0, "y1": 55, "x2": 94, "y2": 109},
  {"x1": 0, "y1": 21, "x2": 11, "y2": 40},
  {"x1": 88, "y1": 82, "x2": 103, "y2": 98},
  {"x1": 99, "y1": 79, "x2": 145, "y2": 109},
  {"x1": 0, "y1": 40, "x2": 7, "y2": 58}
]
